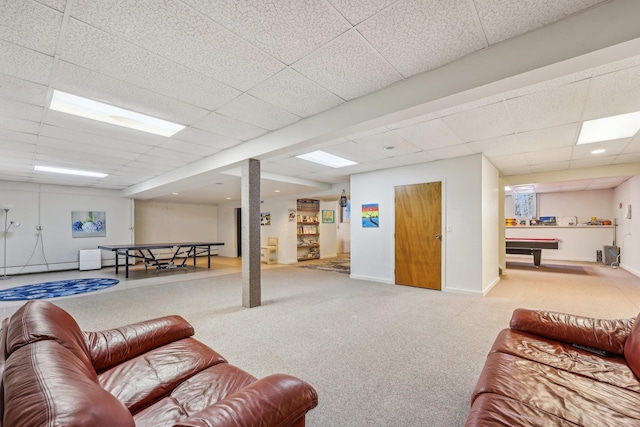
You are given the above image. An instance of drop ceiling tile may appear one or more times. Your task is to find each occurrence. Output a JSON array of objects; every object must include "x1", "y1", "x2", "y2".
[
  {"x1": 582, "y1": 65, "x2": 640, "y2": 120},
  {"x1": 516, "y1": 123, "x2": 579, "y2": 152},
  {"x1": 474, "y1": 0, "x2": 605, "y2": 45},
  {"x1": 293, "y1": 30, "x2": 402, "y2": 100},
  {"x1": 441, "y1": 102, "x2": 513, "y2": 142},
  {"x1": 267, "y1": 156, "x2": 330, "y2": 174},
  {"x1": 0, "y1": 40, "x2": 53, "y2": 85},
  {"x1": 392, "y1": 118, "x2": 464, "y2": 149},
  {"x1": 328, "y1": 0, "x2": 397, "y2": 25},
  {"x1": 128, "y1": 156, "x2": 185, "y2": 170},
  {"x1": 571, "y1": 138, "x2": 629, "y2": 160},
  {"x1": 38, "y1": 136, "x2": 140, "y2": 161},
  {"x1": 0, "y1": 74, "x2": 48, "y2": 106},
  {"x1": 0, "y1": 98, "x2": 43, "y2": 122},
  {"x1": 34, "y1": 153, "x2": 117, "y2": 172},
  {"x1": 40, "y1": 124, "x2": 151, "y2": 154},
  {"x1": 34, "y1": 0, "x2": 65, "y2": 11},
  {"x1": 436, "y1": 94, "x2": 505, "y2": 117},
  {"x1": 302, "y1": 171, "x2": 347, "y2": 184},
  {"x1": 428, "y1": 143, "x2": 475, "y2": 160},
  {"x1": 143, "y1": 147, "x2": 203, "y2": 163},
  {"x1": 343, "y1": 127, "x2": 389, "y2": 141},
  {"x1": 172, "y1": 128, "x2": 242, "y2": 150},
  {"x1": 468, "y1": 135, "x2": 523, "y2": 157},
  {"x1": 361, "y1": 157, "x2": 405, "y2": 170},
  {"x1": 260, "y1": 160, "x2": 312, "y2": 176},
  {"x1": 570, "y1": 156, "x2": 616, "y2": 169},
  {"x1": 501, "y1": 164, "x2": 534, "y2": 175},
  {"x1": 357, "y1": 0, "x2": 484, "y2": 77},
  {"x1": 184, "y1": 0, "x2": 350, "y2": 65},
  {"x1": 507, "y1": 80, "x2": 590, "y2": 132},
  {"x1": 592, "y1": 54, "x2": 640, "y2": 76},
  {"x1": 0, "y1": 139, "x2": 36, "y2": 153},
  {"x1": 215, "y1": 94, "x2": 300, "y2": 131},
  {"x1": 0, "y1": 114, "x2": 40, "y2": 134},
  {"x1": 353, "y1": 132, "x2": 420, "y2": 156},
  {"x1": 160, "y1": 139, "x2": 221, "y2": 157},
  {"x1": 248, "y1": 68, "x2": 344, "y2": 118},
  {"x1": 385, "y1": 112, "x2": 440, "y2": 130},
  {"x1": 54, "y1": 62, "x2": 210, "y2": 125},
  {"x1": 525, "y1": 146, "x2": 573, "y2": 165},
  {"x1": 390, "y1": 150, "x2": 439, "y2": 166},
  {"x1": 193, "y1": 113, "x2": 268, "y2": 141},
  {"x1": 44, "y1": 111, "x2": 168, "y2": 147},
  {"x1": 503, "y1": 70, "x2": 592, "y2": 99},
  {"x1": 0, "y1": 131, "x2": 38, "y2": 148},
  {"x1": 613, "y1": 152, "x2": 640, "y2": 164},
  {"x1": 1, "y1": 0, "x2": 62, "y2": 55},
  {"x1": 488, "y1": 153, "x2": 529, "y2": 169},
  {"x1": 60, "y1": 21, "x2": 241, "y2": 111},
  {"x1": 324, "y1": 140, "x2": 386, "y2": 163},
  {"x1": 70, "y1": 0, "x2": 284, "y2": 91}
]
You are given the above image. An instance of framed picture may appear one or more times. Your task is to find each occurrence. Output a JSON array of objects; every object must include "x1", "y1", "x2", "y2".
[
  {"x1": 322, "y1": 210, "x2": 334, "y2": 223},
  {"x1": 260, "y1": 212, "x2": 271, "y2": 226},
  {"x1": 362, "y1": 203, "x2": 379, "y2": 228},
  {"x1": 72, "y1": 211, "x2": 106, "y2": 238}
]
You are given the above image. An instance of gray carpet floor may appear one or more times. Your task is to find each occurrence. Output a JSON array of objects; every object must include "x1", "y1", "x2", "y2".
[{"x1": 1, "y1": 258, "x2": 639, "y2": 426}]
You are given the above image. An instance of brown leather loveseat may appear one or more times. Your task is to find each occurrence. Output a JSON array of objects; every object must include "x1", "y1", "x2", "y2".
[
  {"x1": 466, "y1": 308, "x2": 640, "y2": 426},
  {"x1": 0, "y1": 300, "x2": 318, "y2": 426}
]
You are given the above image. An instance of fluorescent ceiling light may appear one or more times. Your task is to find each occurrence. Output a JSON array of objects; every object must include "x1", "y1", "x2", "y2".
[
  {"x1": 49, "y1": 90, "x2": 185, "y2": 137},
  {"x1": 577, "y1": 111, "x2": 640, "y2": 145},
  {"x1": 296, "y1": 150, "x2": 357, "y2": 168},
  {"x1": 34, "y1": 165, "x2": 108, "y2": 178}
]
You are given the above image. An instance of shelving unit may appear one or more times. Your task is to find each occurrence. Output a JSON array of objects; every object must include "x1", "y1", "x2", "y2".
[{"x1": 297, "y1": 199, "x2": 320, "y2": 261}]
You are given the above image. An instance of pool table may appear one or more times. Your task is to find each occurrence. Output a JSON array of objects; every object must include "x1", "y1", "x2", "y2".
[{"x1": 506, "y1": 237, "x2": 559, "y2": 268}]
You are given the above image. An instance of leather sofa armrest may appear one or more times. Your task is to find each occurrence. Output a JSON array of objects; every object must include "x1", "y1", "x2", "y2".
[
  {"x1": 173, "y1": 374, "x2": 318, "y2": 427},
  {"x1": 510, "y1": 308, "x2": 635, "y2": 355},
  {"x1": 84, "y1": 315, "x2": 195, "y2": 371}
]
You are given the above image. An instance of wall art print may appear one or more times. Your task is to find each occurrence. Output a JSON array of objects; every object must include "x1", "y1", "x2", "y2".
[
  {"x1": 72, "y1": 211, "x2": 106, "y2": 238},
  {"x1": 261, "y1": 212, "x2": 271, "y2": 226},
  {"x1": 322, "y1": 210, "x2": 334, "y2": 223},
  {"x1": 362, "y1": 204, "x2": 379, "y2": 228}
]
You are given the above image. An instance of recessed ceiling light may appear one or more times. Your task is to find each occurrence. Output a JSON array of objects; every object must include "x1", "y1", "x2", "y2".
[
  {"x1": 591, "y1": 149, "x2": 606, "y2": 154},
  {"x1": 49, "y1": 90, "x2": 185, "y2": 137},
  {"x1": 577, "y1": 111, "x2": 640, "y2": 145},
  {"x1": 225, "y1": 197, "x2": 231, "y2": 200},
  {"x1": 172, "y1": 192, "x2": 179, "y2": 195},
  {"x1": 296, "y1": 150, "x2": 357, "y2": 168},
  {"x1": 34, "y1": 165, "x2": 108, "y2": 178},
  {"x1": 274, "y1": 190, "x2": 281, "y2": 193}
]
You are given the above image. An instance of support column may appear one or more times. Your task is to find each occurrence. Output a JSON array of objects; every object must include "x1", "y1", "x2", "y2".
[{"x1": 241, "y1": 158, "x2": 261, "y2": 308}]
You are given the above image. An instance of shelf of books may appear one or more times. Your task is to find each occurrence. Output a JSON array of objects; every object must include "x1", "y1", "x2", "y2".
[{"x1": 297, "y1": 199, "x2": 320, "y2": 261}]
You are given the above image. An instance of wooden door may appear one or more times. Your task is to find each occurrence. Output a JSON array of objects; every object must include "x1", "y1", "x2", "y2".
[{"x1": 395, "y1": 182, "x2": 442, "y2": 290}]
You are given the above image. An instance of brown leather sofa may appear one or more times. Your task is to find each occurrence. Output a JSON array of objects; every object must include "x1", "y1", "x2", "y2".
[
  {"x1": 466, "y1": 308, "x2": 640, "y2": 426},
  {"x1": 0, "y1": 300, "x2": 318, "y2": 427}
]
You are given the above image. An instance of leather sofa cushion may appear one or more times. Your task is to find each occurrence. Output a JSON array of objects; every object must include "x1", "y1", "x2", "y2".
[
  {"x1": 133, "y1": 363, "x2": 257, "y2": 425},
  {"x1": 510, "y1": 308, "x2": 633, "y2": 355},
  {"x1": 472, "y1": 351, "x2": 640, "y2": 426},
  {"x1": 84, "y1": 314, "x2": 195, "y2": 372},
  {"x1": 5, "y1": 300, "x2": 94, "y2": 374},
  {"x1": 98, "y1": 337, "x2": 228, "y2": 413},
  {"x1": 466, "y1": 393, "x2": 572, "y2": 427},
  {"x1": 3, "y1": 340, "x2": 134, "y2": 427},
  {"x1": 624, "y1": 312, "x2": 640, "y2": 378},
  {"x1": 491, "y1": 329, "x2": 640, "y2": 393}
]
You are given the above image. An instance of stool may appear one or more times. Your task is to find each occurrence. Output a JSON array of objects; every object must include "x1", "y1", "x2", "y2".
[{"x1": 261, "y1": 237, "x2": 278, "y2": 264}]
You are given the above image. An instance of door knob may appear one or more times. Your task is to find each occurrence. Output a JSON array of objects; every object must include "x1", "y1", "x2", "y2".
[{"x1": 435, "y1": 234, "x2": 442, "y2": 239}]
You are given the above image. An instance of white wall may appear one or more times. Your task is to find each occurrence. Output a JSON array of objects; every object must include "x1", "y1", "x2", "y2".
[
  {"x1": 350, "y1": 154, "x2": 498, "y2": 295},
  {"x1": 482, "y1": 157, "x2": 500, "y2": 293},
  {"x1": 0, "y1": 181, "x2": 133, "y2": 274},
  {"x1": 319, "y1": 200, "x2": 338, "y2": 259},
  {"x1": 134, "y1": 200, "x2": 217, "y2": 243},
  {"x1": 259, "y1": 199, "x2": 298, "y2": 264},
  {"x1": 613, "y1": 176, "x2": 640, "y2": 276}
]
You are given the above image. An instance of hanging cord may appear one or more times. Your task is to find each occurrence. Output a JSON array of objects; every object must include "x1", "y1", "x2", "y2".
[
  {"x1": 16, "y1": 229, "x2": 51, "y2": 274},
  {"x1": 611, "y1": 232, "x2": 631, "y2": 269}
]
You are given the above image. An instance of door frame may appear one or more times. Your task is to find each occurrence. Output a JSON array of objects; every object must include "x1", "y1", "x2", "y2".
[{"x1": 392, "y1": 179, "x2": 446, "y2": 291}]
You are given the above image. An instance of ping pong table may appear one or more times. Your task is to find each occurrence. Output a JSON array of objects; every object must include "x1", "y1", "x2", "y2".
[{"x1": 98, "y1": 242, "x2": 224, "y2": 278}]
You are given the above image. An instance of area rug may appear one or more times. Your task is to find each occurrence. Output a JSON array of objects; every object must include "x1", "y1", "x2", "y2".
[
  {"x1": 0, "y1": 278, "x2": 119, "y2": 301},
  {"x1": 298, "y1": 258, "x2": 350, "y2": 274}
]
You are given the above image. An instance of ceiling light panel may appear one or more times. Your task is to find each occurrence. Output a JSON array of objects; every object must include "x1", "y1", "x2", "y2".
[
  {"x1": 34, "y1": 165, "x2": 108, "y2": 178},
  {"x1": 576, "y1": 112, "x2": 640, "y2": 144},
  {"x1": 49, "y1": 90, "x2": 185, "y2": 137},
  {"x1": 296, "y1": 150, "x2": 357, "y2": 168}
]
